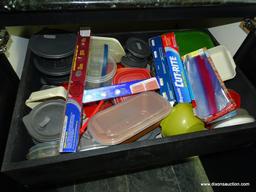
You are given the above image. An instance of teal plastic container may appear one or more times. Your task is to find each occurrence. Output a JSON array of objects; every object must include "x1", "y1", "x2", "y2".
[{"x1": 175, "y1": 30, "x2": 215, "y2": 56}]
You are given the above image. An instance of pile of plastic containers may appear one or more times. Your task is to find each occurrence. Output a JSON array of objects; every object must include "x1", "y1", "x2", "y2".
[
  {"x1": 30, "y1": 32, "x2": 76, "y2": 85},
  {"x1": 21, "y1": 29, "x2": 255, "y2": 161}
]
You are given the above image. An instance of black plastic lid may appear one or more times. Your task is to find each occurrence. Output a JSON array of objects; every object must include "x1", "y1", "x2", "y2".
[
  {"x1": 40, "y1": 74, "x2": 70, "y2": 85},
  {"x1": 126, "y1": 37, "x2": 151, "y2": 59},
  {"x1": 33, "y1": 55, "x2": 72, "y2": 76},
  {"x1": 23, "y1": 99, "x2": 65, "y2": 142},
  {"x1": 121, "y1": 53, "x2": 148, "y2": 68},
  {"x1": 29, "y1": 33, "x2": 76, "y2": 59}
]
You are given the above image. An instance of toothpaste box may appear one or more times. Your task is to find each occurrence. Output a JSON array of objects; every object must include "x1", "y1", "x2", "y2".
[
  {"x1": 161, "y1": 33, "x2": 191, "y2": 103},
  {"x1": 83, "y1": 78, "x2": 159, "y2": 103},
  {"x1": 149, "y1": 36, "x2": 176, "y2": 105}
]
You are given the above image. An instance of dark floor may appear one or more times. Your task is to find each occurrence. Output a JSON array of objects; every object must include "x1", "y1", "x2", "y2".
[{"x1": 39, "y1": 157, "x2": 212, "y2": 192}]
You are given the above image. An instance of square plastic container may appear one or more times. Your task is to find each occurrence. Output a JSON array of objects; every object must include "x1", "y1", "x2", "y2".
[
  {"x1": 207, "y1": 45, "x2": 236, "y2": 81},
  {"x1": 87, "y1": 91, "x2": 171, "y2": 145}
]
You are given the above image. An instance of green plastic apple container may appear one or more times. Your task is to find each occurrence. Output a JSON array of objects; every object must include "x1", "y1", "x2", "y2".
[{"x1": 160, "y1": 103, "x2": 206, "y2": 137}]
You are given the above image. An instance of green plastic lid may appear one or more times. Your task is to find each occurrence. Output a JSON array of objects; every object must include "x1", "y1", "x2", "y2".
[{"x1": 175, "y1": 30, "x2": 215, "y2": 57}]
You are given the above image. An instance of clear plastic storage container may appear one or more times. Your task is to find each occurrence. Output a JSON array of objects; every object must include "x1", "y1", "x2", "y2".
[
  {"x1": 86, "y1": 45, "x2": 117, "y2": 89},
  {"x1": 87, "y1": 91, "x2": 171, "y2": 145},
  {"x1": 26, "y1": 141, "x2": 59, "y2": 160}
]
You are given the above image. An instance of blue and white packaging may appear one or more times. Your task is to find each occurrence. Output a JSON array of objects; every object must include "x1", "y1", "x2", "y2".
[
  {"x1": 60, "y1": 99, "x2": 81, "y2": 152},
  {"x1": 83, "y1": 78, "x2": 159, "y2": 103},
  {"x1": 164, "y1": 47, "x2": 192, "y2": 103},
  {"x1": 149, "y1": 36, "x2": 176, "y2": 105}
]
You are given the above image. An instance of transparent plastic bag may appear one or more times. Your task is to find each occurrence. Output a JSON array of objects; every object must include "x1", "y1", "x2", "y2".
[{"x1": 183, "y1": 49, "x2": 236, "y2": 123}]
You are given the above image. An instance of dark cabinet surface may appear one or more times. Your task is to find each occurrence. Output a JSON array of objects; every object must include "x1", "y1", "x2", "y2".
[{"x1": 1, "y1": 1, "x2": 256, "y2": 189}]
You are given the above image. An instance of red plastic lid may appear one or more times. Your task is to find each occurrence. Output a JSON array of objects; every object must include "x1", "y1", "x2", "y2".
[
  {"x1": 112, "y1": 68, "x2": 151, "y2": 103},
  {"x1": 117, "y1": 63, "x2": 125, "y2": 69}
]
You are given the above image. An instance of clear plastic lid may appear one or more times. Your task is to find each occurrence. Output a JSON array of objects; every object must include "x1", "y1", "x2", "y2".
[
  {"x1": 78, "y1": 132, "x2": 108, "y2": 152},
  {"x1": 88, "y1": 91, "x2": 171, "y2": 145},
  {"x1": 27, "y1": 141, "x2": 59, "y2": 160}
]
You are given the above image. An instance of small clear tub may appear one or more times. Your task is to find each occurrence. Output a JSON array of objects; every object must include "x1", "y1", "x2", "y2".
[
  {"x1": 86, "y1": 45, "x2": 117, "y2": 89},
  {"x1": 26, "y1": 141, "x2": 59, "y2": 160}
]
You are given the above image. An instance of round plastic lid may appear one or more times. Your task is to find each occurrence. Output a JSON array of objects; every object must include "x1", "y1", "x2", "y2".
[
  {"x1": 30, "y1": 33, "x2": 76, "y2": 59},
  {"x1": 33, "y1": 55, "x2": 72, "y2": 76},
  {"x1": 113, "y1": 68, "x2": 151, "y2": 103},
  {"x1": 41, "y1": 73, "x2": 70, "y2": 85},
  {"x1": 126, "y1": 37, "x2": 151, "y2": 59},
  {"x1": 23, "y1": 99, "x2": 65, "y2": 142},
  {"x1": 121, "y1": 54, "x2": 148, "y2": 68}
]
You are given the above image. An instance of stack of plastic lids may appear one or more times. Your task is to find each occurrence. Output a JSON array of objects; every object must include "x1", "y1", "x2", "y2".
[
  {"x1": 121, "y1": 38, "x2": 151, "y2": 68},
  {"x1": 29, "y1": 32, "x2": 76, "y2": 85},
  {"x1": 87, "y1": 92, "x2": 171, "y2": 145},
  {"x1": 112, "y1": 68, "x2": 151, "y2": 103},
  {"x1": 23, "y1": 99, "x2": 65, "y2": 143}
]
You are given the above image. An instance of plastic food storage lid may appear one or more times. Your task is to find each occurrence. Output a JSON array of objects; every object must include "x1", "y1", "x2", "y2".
[
  {"x1": 90, "y1": 36, "x2": 125, "y2": 63},
  {"x1": 27, "y1": 141, "x2": 59, "y2": 160},
  {"x1": 79, "y1": 132, "x2": 107, "y2": 152},
  {"x1": 206, "y1": 45, "x2": 236, "y2": 81},
  {"x1": 23, "y1": 99, "x2": 65, "y2": 142},
  {"x1": 33, "y1": 55, "x2": 73, "y2": 77},
  {"x1": 121, "y1": 54, "x2": 148, "y2": 68},
  {"x1": 175, "y1": 30, "x2": 215, "y2": 56},
  {"x1": 113, "y1": 68, "x2": 151, "y2": 103},
  {"x1": 86, "y1": 45, "x2": 117, "y2": 84},
  {"x1": 25, "y1": 86, "x2": 67, "y2": 109},
  {"x1": 88, "y1": 91, "x2": 171, "y2": 145},
  {"x1": 126, "y1": 37, "x2": 151, "y2": 58},
  {"x1": 41, "y1": 73, "x2": 70, "y2": 85},
  {"x1": 29, "y1": 33, "x2": 76, "y2": 59}
]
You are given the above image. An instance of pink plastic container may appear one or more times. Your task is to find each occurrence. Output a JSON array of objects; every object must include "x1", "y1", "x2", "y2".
[{"x1": 87, "y1": 91, "x2": 171, "y2": 145}]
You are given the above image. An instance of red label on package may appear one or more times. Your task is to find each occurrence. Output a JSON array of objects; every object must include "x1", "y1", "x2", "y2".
[{"x1": 60, "y1": 29, "x2": 91, "y2": 153}]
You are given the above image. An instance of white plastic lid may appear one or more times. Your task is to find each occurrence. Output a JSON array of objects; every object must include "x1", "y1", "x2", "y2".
[{"x1": 207, "y1": 45, "x2": 236, "y2": 81}]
